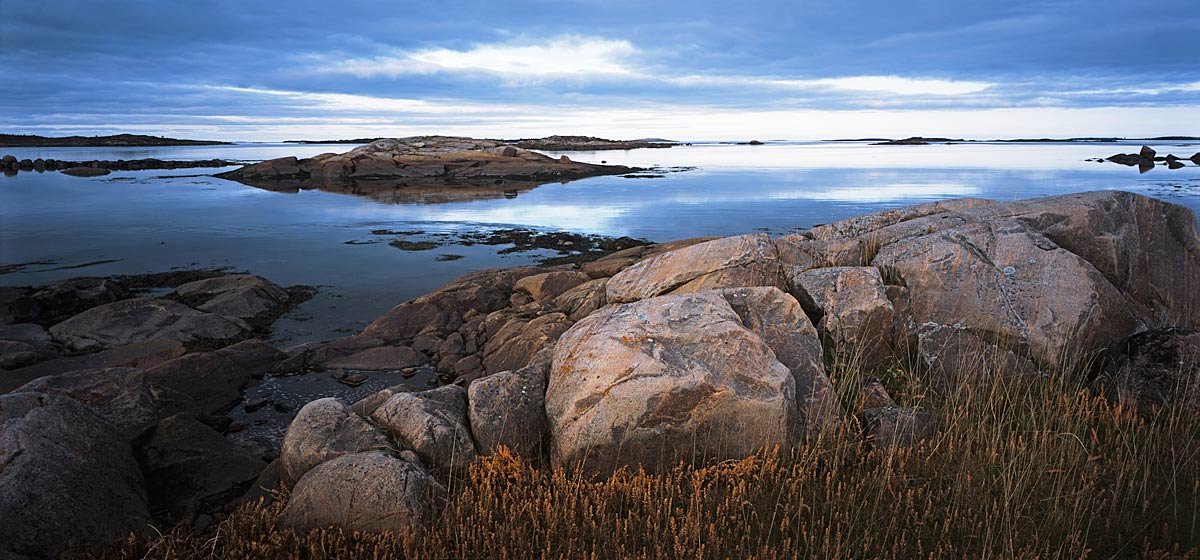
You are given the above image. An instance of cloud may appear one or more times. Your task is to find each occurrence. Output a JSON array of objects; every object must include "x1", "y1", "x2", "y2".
[
  {"x1": 805, "y1": 76, "x2": 993, "y2": 96},
  {"x1": 321, "y1": 35, "x2": 638, "y2": 80},
  {"x1": 667, "y1": 74, "x2": 994, "y2": 96}
]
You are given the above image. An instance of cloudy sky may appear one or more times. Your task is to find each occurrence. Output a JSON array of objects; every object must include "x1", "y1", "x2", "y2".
[{"x1": 1, "y1": 0, "x2": 1197, "y2": 141}]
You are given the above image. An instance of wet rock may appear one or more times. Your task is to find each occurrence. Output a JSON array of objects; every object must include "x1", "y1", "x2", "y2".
[
  {"x1": 546, "y1": 292, "x2": 797, "y2": 476},
  {"x1": 862, "y1": 407, "x2": 936, "y2": 450},
  {"x1": 174, "y1": 274, "x2": 290, "y2": 321},
  {"x1": 16, "y1": 367, "x2": 194, "y2": 438},
  {"x1": 338, "y1": 373, "x2": 369, "y2": 387},
  {"x1": 1103, "y1": 328, "x2": 1200, "y2": 413},
  {"x1": 0, "y1": 287, "x2": 40, "y2": 325},
  {"x1": 279, "y1": 398, "x2": 390, "y2": 486},
  {"x1": 323, "y1": 344, "x2": 423, "y2": 371},
  {"x1": 134, "y1": 413, "x2": 266, "y2": 521},
  {"x1": 0, "y1": 392, "x2": 151, "y2": 559},
  {"x1": 1, "y1": 338, "x2": 185, "y2": 394},
  {"x1": 468, "y1": 349, "x2": 552, "y2": 460},
  {"x1": 274, "y1": 334, "x2": 387, "y2": 373},
  {"x1": 49, "y1": 297, "x2": 251, "y2": 352},
  {"x1": 280, "y1": 451, "x2": 446, "y2": 533},
  {"x1": 606, "y1": 233, "x2": 786, "y2": 303},
  {"x1": 31, "y1": 277, "x2": 128, "y2": 323},
  {"x1": 370, "y1": 385, "x2": 478, "y2": 472},
  {"x1": 62, "y1": 166, "x2": 112, "y2": 177},
  {"x1": 143, "y1": 339, "x2": 284, "y2": 416}
]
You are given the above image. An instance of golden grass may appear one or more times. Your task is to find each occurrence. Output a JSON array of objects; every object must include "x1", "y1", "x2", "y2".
[{"x1": 85, "y1": 360, "x2": 1198, "y2": 560}]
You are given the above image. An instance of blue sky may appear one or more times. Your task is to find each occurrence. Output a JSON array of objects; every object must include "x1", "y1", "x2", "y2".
[{"x1": 1, "y1": 0, "x2": 1198, "y2": 140}]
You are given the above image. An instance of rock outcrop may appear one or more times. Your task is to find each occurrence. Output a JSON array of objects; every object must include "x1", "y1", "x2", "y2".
[
  {"x1": 216, "y1": 136, "x2": 639, "y2": 196},
  {"x1": 49, "y1": 297, "x2": 251, "y2": 352}
]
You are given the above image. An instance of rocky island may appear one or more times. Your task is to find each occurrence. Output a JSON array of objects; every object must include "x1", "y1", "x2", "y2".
[
  {"x1": 215, "y1": 136, "x2": 641, "y2": 202},
  {"x1": 0, "y1": 133, "x2": 231, "y2": 147},
  {"x1": 2, "y1": 190, "x2": 1197, "y2": 558}
]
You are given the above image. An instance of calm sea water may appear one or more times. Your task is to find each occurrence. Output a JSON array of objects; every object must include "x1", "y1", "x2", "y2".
[{"x1": 3, "y1": 140, "x2": 1199, "y2": 345}]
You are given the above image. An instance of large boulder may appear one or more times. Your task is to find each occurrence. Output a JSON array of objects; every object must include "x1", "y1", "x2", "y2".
[
  {"x1": 716, "y1": 287, "x2": 843, "y2": 436},
  {"x1": 279, "y1": 398, "x2": 390, "y2": 485},
  {"x1": 983, "y1": 191, "x2": 1200, "y2": 326},
  {"x1": 1103, "y1": 328, "x2": 1200, "y2": 413},
  {"x1": 142, "y1": 339, "x2": 284, "y2": 415},
  {"x1": 467, "y1": 349, "x2": 552, "y2": 460},
  {"x1": 606, "y1": 234, "x2": 786, "y2": 303},
  {"x1": 546, "y1": 292, "x2": 799, "y2": 476},
  {"x1": 16, "y1": 367, "x2": 194, "y2": 438},
  {"x1": 174, "y1": 274, "x2": 291, "y2": 322},
  {"x1": 134, "y1": 413, "x2": 266, "y2": 520},
  {"x1": 49, "y1": 297, "x2": 251, "y2": 352},
  {"x1": 872, "y1": 219, "x2": 1138, "y2": 370},
  {"x1": 280, "y1": 451, "x2": 445, "y2": 533},
  {"x1": 370, "y1": 385, "x2": 478, "y2": 472},
  {"x1": 1, "y1": 338, "x2": 185, "y2": 394},
  {"x1": 0, "y1": 392, "x2": 151, "y2": 559},
  {"x1": 31, "y1": 277, "x2": 128, "y2": 323},
  {"x1": 791, "y1": 266, "x2": 898, "y2": 367}
]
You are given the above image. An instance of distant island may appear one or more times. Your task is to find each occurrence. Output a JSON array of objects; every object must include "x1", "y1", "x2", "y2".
[
  {"x1": 0, "y1": 133, "x2": 232, "y2": 147},
  {"x1": 285, "y1": 135, "x2": 681, "y2": 151}
]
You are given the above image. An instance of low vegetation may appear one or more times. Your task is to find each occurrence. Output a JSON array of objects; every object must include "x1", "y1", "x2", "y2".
[{"x1": 84, "y1": 354, "x2": 1198, "y2": 559}]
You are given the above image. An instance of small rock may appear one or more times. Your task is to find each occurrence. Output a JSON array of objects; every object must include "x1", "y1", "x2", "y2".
[
  {"x1": 243, "y1": 398, "x2": 270, "y2": 412},
  {"x1": 338, "y1": 373, "x2": 369, "y2": 387}
]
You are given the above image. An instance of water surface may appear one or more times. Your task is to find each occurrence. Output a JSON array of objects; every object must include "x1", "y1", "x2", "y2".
[{"x1": 3, "y1": 140, "x2": 1199, "y2": 344}]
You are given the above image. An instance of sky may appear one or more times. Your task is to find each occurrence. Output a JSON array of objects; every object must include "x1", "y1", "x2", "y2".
[{"x1": 1, "y1": 0, "x2": 1198, "y2": 141}]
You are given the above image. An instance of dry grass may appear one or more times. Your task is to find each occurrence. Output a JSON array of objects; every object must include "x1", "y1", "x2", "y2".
[{"x1": 84, "y1": 359, "x2": 1198, "y2": 560}]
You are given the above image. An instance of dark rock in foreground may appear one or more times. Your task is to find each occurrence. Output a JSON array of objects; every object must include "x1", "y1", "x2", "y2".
[{"x1": 0, "y1": 392, "x2": 151, "y2": 559}]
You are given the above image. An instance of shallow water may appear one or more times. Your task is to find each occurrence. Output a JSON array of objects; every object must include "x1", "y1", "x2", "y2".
[{"x1": 3, "y1": 140, "x2": 1199, "y2": 345}]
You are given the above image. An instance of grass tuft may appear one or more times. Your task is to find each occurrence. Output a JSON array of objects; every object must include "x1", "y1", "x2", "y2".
[{"x1": 80, "y1": 360, "x2": 1199, "y2": 560}]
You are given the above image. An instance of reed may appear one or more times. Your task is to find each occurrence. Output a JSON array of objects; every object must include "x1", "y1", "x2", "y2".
[{"x1": 85, "y1": 358, "x2": 1198, "y2": 560}]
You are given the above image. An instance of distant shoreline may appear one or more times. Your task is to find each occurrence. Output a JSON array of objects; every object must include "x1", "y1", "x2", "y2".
[
  {"x1": 825, "y1": 135, "x2": 1200, "y2": 144},
  {"x1": 0, "y1": 133, "x2": 232, "y2": 147}
]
